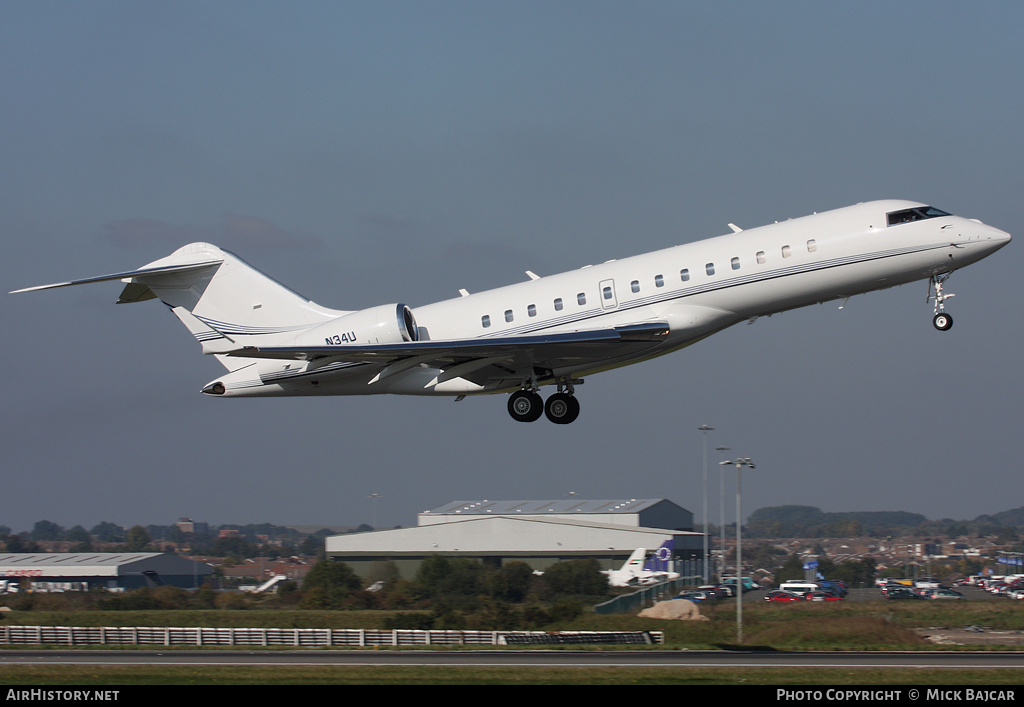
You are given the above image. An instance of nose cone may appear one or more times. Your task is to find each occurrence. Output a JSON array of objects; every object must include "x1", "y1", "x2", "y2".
[
  {"x1": 949, "y1": 220, "x2": 1011, "y2": 269},
  {"x1": 986, "y1": 224, "x2": 1012, "y2": 254},
  {"x1": 967, "y1": 220, "x2": 1011, "y2": 255}
]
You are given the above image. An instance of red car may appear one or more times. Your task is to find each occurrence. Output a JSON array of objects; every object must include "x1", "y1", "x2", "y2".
[
  {"x1": 764, "y1": 590, "x2": 802, "y2": 602},
  {"x1": 805, "y1": 591, "x2": 843, "y2": 602}
]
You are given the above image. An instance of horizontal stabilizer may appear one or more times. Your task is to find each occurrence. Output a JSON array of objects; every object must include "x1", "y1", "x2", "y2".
[{"x1": 10, "y1": 261, "x2": 222, "y2": 296}]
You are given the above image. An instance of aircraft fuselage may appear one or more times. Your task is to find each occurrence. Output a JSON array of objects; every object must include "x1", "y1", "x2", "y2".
[{"x1": 235, "y1": 199, "x2": 1009, "y2": 400}]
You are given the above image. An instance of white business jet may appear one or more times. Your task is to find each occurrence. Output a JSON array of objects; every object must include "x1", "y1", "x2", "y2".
[{"x1": 11, "y1": 200, "x2": 1010, "y2": 424}]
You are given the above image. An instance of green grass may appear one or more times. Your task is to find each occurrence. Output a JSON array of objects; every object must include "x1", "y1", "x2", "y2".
[
  {"x1": 2, "y1": 599, "x2": 1024, "y2": 684},
  {"x1": 3, "y1": 600, "x2": 1023, "y2": 651}
]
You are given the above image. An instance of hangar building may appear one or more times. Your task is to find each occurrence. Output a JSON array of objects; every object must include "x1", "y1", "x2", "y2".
[
  {"x1": 0, "y1": 553, "x2": 214, "y2": 592},
  {"x1": 325, "y1": 498, "x2": 703, "y2": 581}
]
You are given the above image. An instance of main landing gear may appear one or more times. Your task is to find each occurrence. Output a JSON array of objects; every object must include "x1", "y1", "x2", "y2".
[
  {"x1": 507, "y1": 380, "x2": 581, "y2": 424},
  {"x1": 928, "y1": 274, "x2": 955, "y2": 331}
]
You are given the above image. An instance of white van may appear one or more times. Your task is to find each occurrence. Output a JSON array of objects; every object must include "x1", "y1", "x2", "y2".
[{"x1": 778, "y1": 582, "x2": 820, "y2": 596}]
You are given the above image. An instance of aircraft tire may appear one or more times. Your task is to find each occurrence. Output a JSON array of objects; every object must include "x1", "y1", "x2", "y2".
[
  {"x1": 545, "y1": 392, "x2": 580, "y2": 424},
  {"x1": 933, "y1": 312, "x2": 953, "y2": 331},
  {"x1": 508, "y1": 390, "x2": 544, "y2": 422}
]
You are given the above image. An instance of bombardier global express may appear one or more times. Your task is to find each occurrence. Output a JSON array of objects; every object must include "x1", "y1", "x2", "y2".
[{"x1": 12, "y1": 200, "x2": 1010, "y2": 424}]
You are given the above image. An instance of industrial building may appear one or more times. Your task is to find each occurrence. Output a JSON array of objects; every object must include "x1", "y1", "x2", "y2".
[
  {"x1": 325, "y1": 498, "x2": 703, "y2": 581},
  {"x1": 0, "y1": 553, "x2": 214, "y2": 592}
]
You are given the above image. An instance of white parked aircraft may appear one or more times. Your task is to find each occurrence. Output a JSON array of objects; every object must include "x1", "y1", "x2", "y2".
[
  {"x1": 603, "y1": 540, "x2": 680, "y2": 587},
  {"x1": 12, "y1": 200, "x2": 1010, "y2": 424}
]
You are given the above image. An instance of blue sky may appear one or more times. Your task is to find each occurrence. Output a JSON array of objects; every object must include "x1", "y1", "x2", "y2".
[{"x1": 1, "y1": 2, "x2": 1021, "y2": 533}]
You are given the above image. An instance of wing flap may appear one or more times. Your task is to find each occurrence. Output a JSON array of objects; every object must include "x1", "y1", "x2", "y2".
[{"x1": 227, "y1": 321, "x2": 671, "y2": 374}]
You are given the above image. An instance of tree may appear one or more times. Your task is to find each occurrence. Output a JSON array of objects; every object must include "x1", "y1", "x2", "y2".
[
  {"x1": 539, "y1": 559, "x2": 607, "y2": 596},
  {"x1": 490, "y1": 561, "x2": 535, "y2": 602},
  {"x1": 774, "y1": 554, "x2": 805, "y2": 586},
  {"x1": 66, "y1": 526, "x2": 91, "y2": 543},
  {"x1": 125, "y1": 526, "x2": 152, "y2": 552},
  {"x1": 30, "y1": 520, "x2": 64, "y2": 541},
  {"x1": 300, "y1": 560, "x2": 363, "y2": 608},
  {"x1": 3, "y1": 534, "x2": 40, "y2": 553},
  {"x1": 90, "y1": 522, "x2": 124, "y2": 543},
  {"x1": 409, "y1": 555, "x2": 491, "y2": 606}
]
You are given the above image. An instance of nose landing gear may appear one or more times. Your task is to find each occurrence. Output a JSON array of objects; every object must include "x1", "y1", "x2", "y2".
[{"x1": 928, "y1": 274, "x2": 954, "y2": 331}]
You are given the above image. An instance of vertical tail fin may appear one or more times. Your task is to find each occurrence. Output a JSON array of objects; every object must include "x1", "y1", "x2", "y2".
[
  {"x1": 12, "y1": 242, "x2": 347, "y2": 365},
  {"x1": 643, "y1": 539, "x2": 674, "y2": 572}
]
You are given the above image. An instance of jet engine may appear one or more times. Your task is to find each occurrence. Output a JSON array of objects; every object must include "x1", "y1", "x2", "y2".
[{"x1": 301, "y1": 303, "x2": 419, "y2": 346}]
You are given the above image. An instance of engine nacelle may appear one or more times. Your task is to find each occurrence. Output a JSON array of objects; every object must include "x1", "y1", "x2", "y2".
[{"x1": 299, "y1": 303, "x2": 419, "y2": 346}]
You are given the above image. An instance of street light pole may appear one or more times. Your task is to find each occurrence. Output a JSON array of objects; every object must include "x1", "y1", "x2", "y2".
[
  {"x1": 698, "y1": 425, "x2": 714, "y2": 583},
  {"x1": 369, "y1": 493, "x2": 382, "y2": 529},
  {"x1": 715, "y1": 445, "x2": 730, "y2": 580},
  {"x1": 720, "y1": 457, "x2": 755, "y2": 645}
]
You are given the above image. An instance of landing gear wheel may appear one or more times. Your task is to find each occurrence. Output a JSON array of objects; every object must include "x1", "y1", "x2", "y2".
[
  {"x1": 508, "y1": 390, "x2": 543, "y2": 422},
  {"x1": 544, "y1": 392, "x2": 580, "y2": 425},
  {"x1": 928, "y1": 275, "x2": 955, "y2": 332}
]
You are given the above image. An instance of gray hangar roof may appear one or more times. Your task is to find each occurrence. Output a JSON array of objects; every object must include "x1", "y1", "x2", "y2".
[
  {"x1": 418, "y1": 498, "x2": 693, "y2": 530},
  {"x1": 0, "y1": 553, "x2": 213, "y2": 579}
]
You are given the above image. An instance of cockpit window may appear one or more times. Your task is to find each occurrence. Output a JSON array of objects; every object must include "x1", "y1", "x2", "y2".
[{"x1": 886, "y1": 206, "x2": 951, "y2": 226}]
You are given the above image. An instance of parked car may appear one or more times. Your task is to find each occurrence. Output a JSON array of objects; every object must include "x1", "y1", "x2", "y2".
[
  {"x1": 885, "y1": 588, "x2": 924, "y2": 600},
  {"x1": 697, "y1": 585, "x2": 728, "y2": 599},
  {"x1": 927, "y1": 589, "x2": 965, "y2": 600},
  {"x1": 764, "y1": 590, "x2": 802, "y2": 603},
  {"x1": 818, "y1": 580, "x2": 848, "y2": 597},
  {"x1": 804, "y1": 591, "x2": 843, "y2": 602},
  {"x1": 881, "y1": 578, "x2": 914, "y2": 587},
  {"x1": 676, "y1": 591, "x2": 716, "y2": 602}
]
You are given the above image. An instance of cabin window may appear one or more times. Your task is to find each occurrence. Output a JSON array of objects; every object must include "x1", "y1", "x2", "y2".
[
  {"x1": 528, "y1": 304, "x2": 537, "y2": 317},
  {"x1": 481, "y1": 315, "x2": 491, "y2": 328},
  {"x1": 731, "y1": 257, "x2": 740, "y2": 270},
  {"x1": 655, "y1": 274, "x2": 664, "y2": 287},
  {"x1": 706, "y1": 263, "x2": 715, "y2": 276},
  {"x1": 554, "y1": 298, "x2": 563, "y2": 311},
  {"x1": 577, "y1": 292, "x2": 587, "y2": 305},
  {"x1": 505, "y1": 309, "x2": 514, "y2": 323},
  {"x1": 603, "y1": 286, "x2": 613, "y2": 300},
  {"x1": 782, "y1": 245, "x2": 792, "y2": 258},
  {"x1": 756, "y1": 251, "x2": 766, "y2": 264},
  {"x1": 680, "y1": 268, "x2": 690, "y2": 282},
  {"x1": 631, "y1": 280, "x2": 640, "y2": 293},
  {"x1": 807, "y1": 239, "x2": 817, "y2": 253}
]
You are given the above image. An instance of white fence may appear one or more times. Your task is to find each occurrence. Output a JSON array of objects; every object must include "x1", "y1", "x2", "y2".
[{"x1": 0, "y1": 625, "x2": 662, "y2": 647}]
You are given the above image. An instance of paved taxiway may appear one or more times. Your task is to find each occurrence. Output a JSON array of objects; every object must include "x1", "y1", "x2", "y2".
[{"x1": 3, "y1": 650, "x2": 1023, "y2": 669}]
